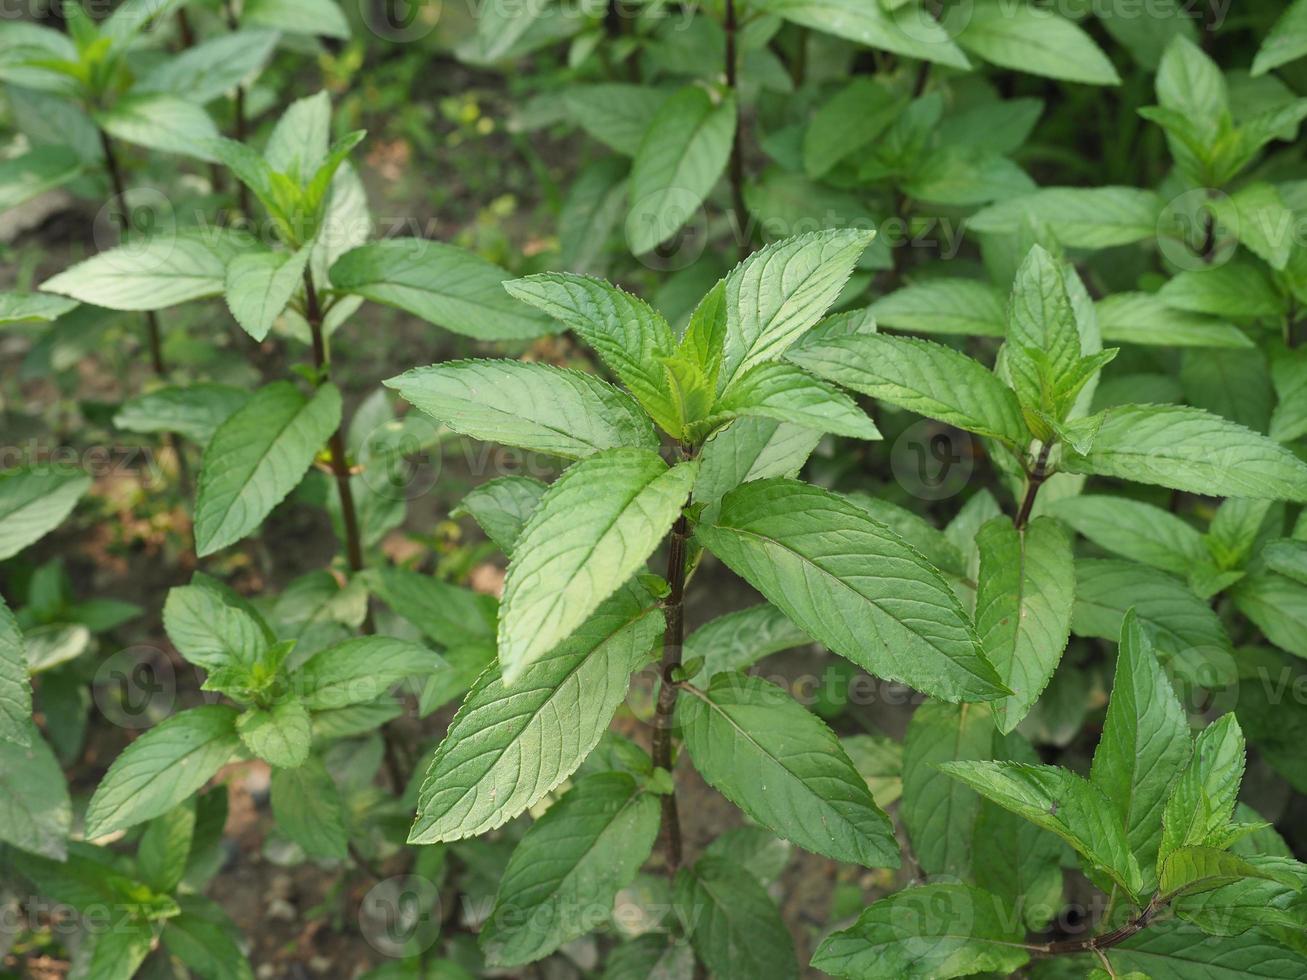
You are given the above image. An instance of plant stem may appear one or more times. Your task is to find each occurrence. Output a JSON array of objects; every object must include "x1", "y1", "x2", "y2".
[
  {"x1": 724, "y1": 0, "x2": 750, "y2": 260},
  {"x1": 223, "y1": 0, "x2": 253, "y2": 217},
  {"x1": 302, "y1": 268, "x2": 369, "y2": 587},
  {"x1": 99, "y1": 130, "x2": 167, "y2": 377},
  {"x1": 1028, "y1": 897, "x2": 1161, "y2": 956},
  {"x1": 1013, "y1": 440, "x2": 1053, "y2": 530},
  {"x1": 651, "y1": 450, "x2": 694, "y2": 875}
]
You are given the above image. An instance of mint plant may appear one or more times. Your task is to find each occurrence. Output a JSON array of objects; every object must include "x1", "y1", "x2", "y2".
[{"x1": 7, "y1": 3, "x2": 1307, "y2": 979}]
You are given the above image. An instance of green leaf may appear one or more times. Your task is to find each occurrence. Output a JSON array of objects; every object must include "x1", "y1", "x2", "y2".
[
  {"x1": 408, "y1": 588, "x2": 662, "y2": 843},
  {"x1": 1004, "y1": 244, "x2": 1085, "y2": 415},
  {"x1": 1109, "y1": 917, "x2": 1307, "y2": 977},
  {"x1": 974, "y1": 516, "x2": 1075, "y2": 733},
  {"x1": 811, "y1": 883, "x2": 1030, "y2": 979},
  {"x1": 503, "y1": 273, "x2": 678, "y2": 429},
  {"x1": 41, "y1": 229, "x2": 251, "y2": 311},
  {"x1": 697, "y1": 479, "x2": 1005, "y2": 702},
  {"x1": 137, "y1": 800, "x2": 196, "y2": 893},
  {"x1": 1264, "y1": 539, "x2": 1307, "y2": 586},
  {"x1": 901, "y1": 701, "x2": 995, "y2": 877},
  {"x1": 844, "y1": 494, "x2": 966, "y2": 578},
  {"x1": 370, "y1": 567, "x2": 496, "y2": 648},
  {"x1": 627, "y1": 86, "x2": 736, "y2": 255},
  {"x1": 684, "y1": 603, "x2": 811, "y2": 681},
  {"x1": 1254, "y1": 0, "x2": 1307, "y2": 75},
  {"x1": 939, "y1": 760, "x2": 1144, "y2": 899},
  {"x1": 85, "y1": 705, "x2": 241, "y2": 837},
  {"x1": 675, "y1": 857, "x2": 798, "y2": 980},
  {"x1": 711, "y1": 361, "x2": 881, "y2": 440},
  {"x1": 163, "y1": 579, "x2": 274, "y2": 671},
  {"x1": 329, "y1": 239, "x2": 551, "y2": 340},
  {"x1": 114, "y1": 383, "x2": 251, "y2": 446},
  {"x1": 0, "y1": 598, "x2": 30, "y2": 746},
  {"x1": 243, "y1": 0, "x2": 349, "y2": 37},
  {"x1": 236, "y1": 700, "x2": 311, "y2": 768},
  {"x1": 804, "y1": 77, "x2": 904, "y2": 179},
  {"x1": 81, "y1": 920, "x2": 155, "y2": 979},
  {"x1": 1231, "y1": 569, "x2": 1307, "y2": 659},
  {"x1": 96, "y1": 93, "x2": 220, "y2": 161},
  {"x1": 1208, "y1": 182, "x2": 1295, "y2": 271},
  {"x1": 1096, "y1": 292, "x2": 1252, "y2": 349},
  {"x1": 762, "y1": 0, "x2": 970, "y2": 69},
  {"x1": 900, "y1": 145, "x2": 1036, "y2": 206},
  {"x1": 969, "y1": 187, "x2": 1161, "y2": 248},
  {"x1": 1159, "y1": 714, "x2": 1245, "y2": 864},
  {"x1": 1090, "y1": 609, "x2": 1191, "y2": 891},
  {"x1": 224, "y1": 245, "x2": 311, "y2": 342},
  {"x1": 679, "y1": 673, "x2": 898, "y2": 867},
  {"x1": 296, "y1": 637, "x2": 437, "y2": 711},
  {"x1": 972, "y1": 730, "x2": 1066, "y2": 932},
  {"x1": 453, "y1": 477, "x2": 548, "y2": 556},
  {"x1": 1061, "y1": 403, "x2": 1307, "y2": 501},
  {"x1": 499, "y1": 449, "x2": 696, "y2": 680},
  {"x1": 1072, "y1": 558, "x2": 1235, "y2": 686},
  {"x1": 564, "y1": 84, "x2": 673, "y2": 156},
  {"x1": 1159, "y1": 845, "x2": 1297, "y2": 900},
  {"x1": 162, "y1": 896, "x2": 254, "y2": 980},
  {"x1": 1270, "y1": 343, "x2": 1307, "y2": 444},
  {"x1": 1049, "y1": 495, "x2": 1207, "y2": 577},
  {"x1": 269, "y1": 756, "x2": 349, "y2": 859},
  {"x1": 788, "y1": 332, "x2": 1027, "y2": 446},
  {"x1": 0, "y1": 145, "x2": 82, "y2": 211},
  {"x1": 1158, "y1": 260, "x2": 1285, "y2": 319},
  {"x1": 952, "y1": 0, "x2": 1119, "y2": 84},
  {"x1": 719, "y1": 229, "x2": 875, "y2": 389},
  {"x1": 693, "y1": 417, "x2": 822, "y2": 505},
  {"x1": 0, "y1": 723, "x2": 71, "y2": 858},
  {"x1": 137, "y1": 29, "x2": 278, "y2": 104},
  {"x1": 0, "y1": 465, "x2": 90, "y2": 560},
  {"x1": 481, "y1": 772, "x2": 659, "y2": 966},
  {"x1": 1173, "y1": 854, "x2": 1307, "y2": 936},
  {"x1": 194, "y1": 382, "x2": 342, "y2": 556},
  {"x1": 869, "y1": 279, "x2": 1006, "y2": 337},
  {"x1": 385, "y1": 359, "x2": 657, "y2": 460}
]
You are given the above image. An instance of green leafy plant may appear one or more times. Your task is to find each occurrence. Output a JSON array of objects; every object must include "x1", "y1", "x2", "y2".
[{"x1": 7, "y1": 2, "x2": 1307, "y2": 978}]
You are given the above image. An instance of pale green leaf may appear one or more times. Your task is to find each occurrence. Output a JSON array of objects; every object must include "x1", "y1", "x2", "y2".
[
  {"x1": 627, "y1": 86, "x2": 736, "y2": 255},
  {"x1": 762, "y1": 0, "x2": 970, "y2": 69},
  {"x1": 194, "y1": 382, "x2": 342, "y2": 556},
  {"x1": 811, "y1": 883, "x2": 1029, "y2": 979},
  {"x1": 969, "y1": 187, "x2": 1161, "y2": 248},
  {"x1": 974, "y1": 516, "x2": 1075, "y2": 733},
  {"x1": 96, "y1": 94, "x2": 220, "y2": 161},
  {"x1": 85, "y1": 705, "x2": 241, "y2": 837},
  {"x1": 296, "y1": 637, "x2": 438, "y2": 710},
  {"x1": 1062, "y1": 403, "x2": 1307, "y2": 501},
  {"x1": 952, "y1": 0, "x2": 1118, "y2": 83},
  {"x1": 685, "y1": 603, "x2": 811, "y2": 681},
  {"x1": 675, "y1": 857, "x2": 797, "y2": 980},
  {"x1": 408, "y1": 588, "x2": 662, "y2": 843},
  {"x1": 1090, "y1": 609, "x2": 1191, "y2": 891},
  {"x1": 114, "y1": 383, "x2": 251, "y2": 446},
  {"x1": 329, "y1": 239, "x2": 552, "y2": 339},
  {"x1": 679, "y1": 673, "x2": 898, "y2": 867},
  {"x1": 697, "y1": 479, "x2": 1005, "y2": 702},
  {"x1": 503, "y1": 272, "x2": 678, "y2": 428},
  {"x1": 269, "y1": 757, "x2": 349, "y2": 859},
  {"x1": 788, "y1": 332, "x2": 1028, "y2": 446},
  {"x1": 482, "y1": 772, "x2": 659, "y2": 966},
  {"x1": 224, "y1": 246, "x2": 311, "y2": 342},
  {"x1": 0, "y1": 597, "x2": 30, "y2": 745},
  {"x1": 453, "y1": 477, "x2": 547, "y2": 556},
  {"x1": 499, "y1": 449, "x2": 696, "y2": 680},
  {"x1": 719, "y1": 228, "x2": 874, "y2": 389},
  {"x1": 236, "y1": 700, "x2": 311, "y2": 769},
  {"x1": 1254, "y1": 0, "x2": 1307, "y2": 76},
  {"x1": 385, "y1": 359, "x2": 657, "y2": 460},
  {"x1": 1159, "y1": 714, "x2": 1246, "y2": 864},
  {"x1": 1096, "y1": 293, "x2": 1253, "y2": 349},
  {"x1": 42, "y1": 230, "x2": 251, "y2": 311},
  {"x1": 0, "y1": 465, "x2": 90, "y2": 560},
  {"x1": 939, "y1": 760, "x2": 1144, "y2": 899},
  {"x1": 1048, "y1": 495, "x2": 1206, "y2": 577},
  {"x1": 0, "y1": 724, "x2": 71, "y2": 858},
  {"x1": 711, "y1": 361, "x2": 881, "y2": 440},
  {"x1": 869, "y1": 278, "x2": 1006, "y2": 337},
  {"x1": 901, "y1": 701, "x2": 995, "y2": 878}
]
